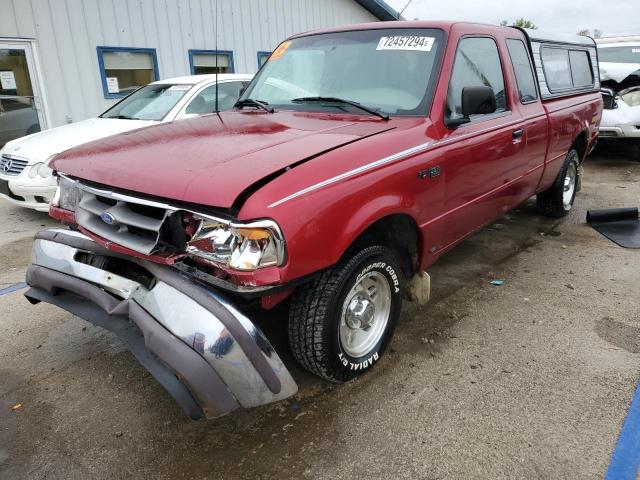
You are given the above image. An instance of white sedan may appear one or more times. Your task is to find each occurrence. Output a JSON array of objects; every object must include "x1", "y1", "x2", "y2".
[
  {"x1": 0, "y1": 73, "x2": 252, "y2": 212},
  {"x1": 596, "y1": 39, "x2": 640, "y2": 140}
]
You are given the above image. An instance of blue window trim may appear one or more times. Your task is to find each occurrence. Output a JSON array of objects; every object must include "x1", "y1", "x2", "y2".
[
  {"x1": 257, "y1": 51, "x2": 271, "y2": 68},
  {"x1": 188, "y1": 49, "x2": 235, "y2": 75},
  {"x1": 96, "y1": 46, "x2": 159, "y2": 99}
]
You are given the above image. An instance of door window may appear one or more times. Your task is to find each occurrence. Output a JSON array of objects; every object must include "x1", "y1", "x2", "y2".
[
  {"x1": 184, "y1": 81, "x2": 245, "y2": 114},
  {"x1": 0, "y1": 47, "x2": 41, "y2": 148},
  {"x1": 446, "y1": 37, "x2": 507, "y2": 123},
  {"x1": 506, "y1": 39, "x2": 538, "y2": 103}
]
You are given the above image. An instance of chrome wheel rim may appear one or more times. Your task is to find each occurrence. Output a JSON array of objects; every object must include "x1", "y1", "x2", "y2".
[
  {"x1": 563, "y1": 162, "x2": 577, "y2": 208},
  {"x1": 339, "y1": 271, "x2": 391, "y2": 358}
]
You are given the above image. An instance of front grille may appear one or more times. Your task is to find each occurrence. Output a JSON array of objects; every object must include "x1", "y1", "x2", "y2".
[
  {"x1": 75, "y1": 189, "x2": 182, "y2": 255},
  {"x1": 0, "y1": 155, "x2": 29, "y2": 176}
]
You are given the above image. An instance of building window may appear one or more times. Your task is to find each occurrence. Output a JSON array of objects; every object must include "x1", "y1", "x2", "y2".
[
  {"x1": 188, "y1": 50, "x2": 234, "y2": 74},
  {"x1": 97, "y1": 47, "x2": 159, "y2": 99},
  {"x1": 257, "y1": 51, "x2": 271, "y2": 68}
]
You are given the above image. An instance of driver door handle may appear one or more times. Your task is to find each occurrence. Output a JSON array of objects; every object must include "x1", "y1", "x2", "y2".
[{"x1": 512, "y1": 128, "x2": 524, "y2": 140}]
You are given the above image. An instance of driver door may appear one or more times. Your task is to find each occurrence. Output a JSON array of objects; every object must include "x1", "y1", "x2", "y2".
[{"x1": 440, "y1": 36, "x2": 527, "y2": 248}]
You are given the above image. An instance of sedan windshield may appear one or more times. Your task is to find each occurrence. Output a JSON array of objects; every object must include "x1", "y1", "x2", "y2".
[
  {"x1": 101, "y1": 84, "x2": 191, "y2": 121},
  {"x1": 241, "y1": 28, "x2": 444, "y2": 117}
]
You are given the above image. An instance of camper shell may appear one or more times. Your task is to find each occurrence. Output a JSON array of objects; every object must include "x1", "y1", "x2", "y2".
[{"x1": 518, "y1": 28, "x2": 601, "y2": 100}]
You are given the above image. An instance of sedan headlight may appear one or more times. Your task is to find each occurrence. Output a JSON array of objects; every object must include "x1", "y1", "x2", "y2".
[
  {"x1": 51, "y1": 175, "x2": 83, "y2": 211},
  {"x1": 186, "y1": 216, "x2": 285, "y2": 271},
  {"x1": 28, "y1": 162, "x2": 53, "y2": 178}
]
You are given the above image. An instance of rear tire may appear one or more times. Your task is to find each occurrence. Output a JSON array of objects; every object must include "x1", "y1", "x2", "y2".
[
  {"x1": 537, "y1": 149, "x2": 580, "y2": 218},
  {"x1": 288, "y1": 245, "x2": 404, "y2": 383}
]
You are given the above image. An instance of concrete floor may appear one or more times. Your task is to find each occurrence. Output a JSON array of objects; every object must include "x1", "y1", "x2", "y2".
[{"x1": 1, "y1": 146, "x2": 639, "y2": 479}]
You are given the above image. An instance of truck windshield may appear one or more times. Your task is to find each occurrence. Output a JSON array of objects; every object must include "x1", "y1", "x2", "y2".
[
  {"x1": 100, "y1": 84, "x2": 191, "y2": 121},
  {"x1": 598, "y1": 46, "x2": 640, "y2": 64},
  {"x1": 241, "y1": 28, "x2": 444, "y2": 117}
]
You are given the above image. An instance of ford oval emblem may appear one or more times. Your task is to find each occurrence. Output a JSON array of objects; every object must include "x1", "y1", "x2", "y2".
[{"x1": 100, "y1": 212, "x2": 116, "y2": 225}]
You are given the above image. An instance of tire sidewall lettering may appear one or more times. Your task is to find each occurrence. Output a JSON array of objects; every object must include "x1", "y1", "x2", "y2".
[
  {"x1": 355, "y1": 261, "x2": 400, "y2": 294},
  {"x1": 338, "y1": 351, "x2": 380, "y2": 371}
]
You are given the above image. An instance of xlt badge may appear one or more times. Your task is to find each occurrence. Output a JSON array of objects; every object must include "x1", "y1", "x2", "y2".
[{"x1": 418, "y1": 166, "x2": 440, "y2": 180}]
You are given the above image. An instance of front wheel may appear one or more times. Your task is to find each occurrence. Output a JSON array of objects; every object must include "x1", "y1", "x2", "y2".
[
  {"x1": 537, "y1": 149, "x2": 580, "y2": 218},
  {"x1": 288, "y1": 245, "x2": 404, "y2": 382}
]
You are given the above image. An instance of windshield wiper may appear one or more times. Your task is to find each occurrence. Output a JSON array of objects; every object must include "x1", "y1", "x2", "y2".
[
  {"x1": 104, "y1": 114, "x2": 142, "y2": 120},
  {"x1": 234, "y1": 98, "x2": 274, "y2": 113},
  {"x1": 291, "y1": 96, "x2": 389, "y2": 120}
]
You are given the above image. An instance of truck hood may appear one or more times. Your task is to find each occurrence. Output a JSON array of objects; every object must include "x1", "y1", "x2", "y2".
[
  {"x1": 51, "y1": 111, "x2": 394, "y2": 208},
  {"x1": 2, "y1": 117, "x2": 155, "y2": 164}
]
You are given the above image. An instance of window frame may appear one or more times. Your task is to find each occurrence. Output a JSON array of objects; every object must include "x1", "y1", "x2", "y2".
[
  {"x1": 505, "y1": 38, "x2": 540, "y2": 105},
  {"x1": 96, "y1": 46, "x2": 159, "y2": 99},
  {"x1": 188, "y1": 49, "x2": 235, "y2": 75},
  {"x1": 445, "y1": 34, "x2": 511, "y2": 126},
  {"x1": 540, "y1": 45, "x2": 595, "y2": 94}
]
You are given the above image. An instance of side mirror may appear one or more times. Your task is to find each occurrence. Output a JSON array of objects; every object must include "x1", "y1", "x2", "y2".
[{"x1": 446, "y1": 85, "x2": 497, "y2": 128}]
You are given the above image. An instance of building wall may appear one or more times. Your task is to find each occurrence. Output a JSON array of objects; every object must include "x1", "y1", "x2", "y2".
[{"x1": 0, "y1": 0, "x2": 378, "y2": 128}]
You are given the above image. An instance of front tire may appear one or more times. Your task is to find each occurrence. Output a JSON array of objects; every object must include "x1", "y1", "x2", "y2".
[
  {"x1": 288, "y1": 245, "x2": 404, "y2": 382},
  {"x1": 537, "y1": 149, "x2": 580, "y2": 218}
]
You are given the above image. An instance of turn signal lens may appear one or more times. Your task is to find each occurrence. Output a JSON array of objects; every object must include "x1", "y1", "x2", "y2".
[{"x1": 235, "y1": 228, "x2": 272, "y2": 240}]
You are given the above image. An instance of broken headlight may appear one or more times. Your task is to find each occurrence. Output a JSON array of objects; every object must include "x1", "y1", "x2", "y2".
[
  {"x1": 51, "y1": 175, "x2": 83, "y2": 212},
  {"x1": 186, "y1": 216, "x2": 285, "y2": 271}
]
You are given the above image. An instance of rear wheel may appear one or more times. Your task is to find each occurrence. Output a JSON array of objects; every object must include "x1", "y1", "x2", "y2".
[
  {"x1": 537, "y1": 149, "x2": 580, "y2": 218},
  {"x1": 288, "y1": 245, "x2": 404, "y2": 382}
]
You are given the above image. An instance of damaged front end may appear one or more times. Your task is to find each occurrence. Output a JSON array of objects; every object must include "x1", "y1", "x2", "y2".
[
  {"x1": 599, "y1": 60, "x2": 640, "y2": 139},
  {"x1": 25, "y1": 228, "x2": 297, "y2": 419}
]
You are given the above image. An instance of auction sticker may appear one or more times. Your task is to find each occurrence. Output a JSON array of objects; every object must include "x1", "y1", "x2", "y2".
[
  {"x1": 376, "y1": 36, "x2": 434, "y2": 52},
  {"x1": 270, "y1": 40, "x2": 291, "y2": 60}
]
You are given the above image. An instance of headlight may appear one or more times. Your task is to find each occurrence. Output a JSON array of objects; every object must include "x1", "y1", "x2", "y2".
[
  {"x1": 186, "y1": 216, "x2": 285, "y2": 271},
  {"x1": 28, "y1": 162, "x2": 53, "y2": 178},
  {"x1": 51, "y1": 175, "x2": 83, "y2": 211},
  {"x1": 38, "y1": 163, "x2": 53, "y2": 178}
]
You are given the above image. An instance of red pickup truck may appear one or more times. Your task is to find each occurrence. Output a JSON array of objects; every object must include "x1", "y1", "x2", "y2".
[{"x1": 26, "y1": 21, "x2": 602, "y2": 419}]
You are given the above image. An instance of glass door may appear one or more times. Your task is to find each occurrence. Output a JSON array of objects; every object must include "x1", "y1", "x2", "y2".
[{"x1": 0, "y1": 42, "x2": 45, "y2": 149}]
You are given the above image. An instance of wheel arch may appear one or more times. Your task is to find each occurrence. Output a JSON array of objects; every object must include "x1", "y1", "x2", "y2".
[
  {"x1": 337, "y1": 212, "x2": 422, "y2": 279},
  {"x1": 571, "y1": 128, "x2": 590, "y2": 162}
]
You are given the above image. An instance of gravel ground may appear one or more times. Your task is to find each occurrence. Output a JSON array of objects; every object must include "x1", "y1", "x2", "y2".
[{"x1": 0, "y1": 146, "x2": 639, "y2": 479}]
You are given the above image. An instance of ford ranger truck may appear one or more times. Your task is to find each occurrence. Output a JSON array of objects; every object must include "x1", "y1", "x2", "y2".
[{"x1": 25, "y1": 22, "x2": 602, "y2": 420}]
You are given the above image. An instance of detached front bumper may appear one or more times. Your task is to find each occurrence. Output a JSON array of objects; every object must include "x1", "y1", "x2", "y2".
[{"x1": 25, "y1": 229, "x2": 297, "y2": 419}]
